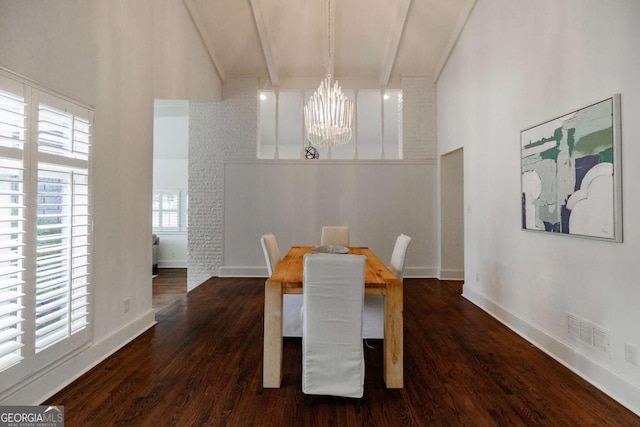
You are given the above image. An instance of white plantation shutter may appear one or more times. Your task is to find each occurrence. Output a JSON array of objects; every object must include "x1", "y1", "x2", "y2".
[
  {"x1": 72, "y1": 117, "x2": 91, "y2": 161},
  {"x1": 35, "y1": 165, "x2": 90, "y2": 351},
  {"x1": 152, "y1": 190, "x2": 181, "y2": 231},
  {"x1": 0, "y1": 77, "x2": 26, "y2": 372},
  {"x1": 70, "y1": 170, "x2": 90, "y2": 333},
  {"x1": 38, "y1": 104, "x2": 91, "y2": 161},
  {"x1": 0, "y1": 160, "x2": 25, "y2": 371},
  {"x1": 0, "y1": 89, "x2": 26, "y2": 150},
  {"x1": 0, "y1": 69, "x2": 92, "y2": 383},
  {"x1": 34, "y1": 93, "x2": 91, "y2": 353}
]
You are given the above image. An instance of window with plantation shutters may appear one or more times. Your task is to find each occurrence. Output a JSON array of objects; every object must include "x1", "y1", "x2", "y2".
[
  {"x1": 0, "y1": 68, "x2": 92, "y2": 383},
  {"x1": 34, "y1": 94, "x2": 92, "y2": 354},
  {"x1": 35, "y1": 165, "x2": 90, "y2": 352},
  {"x1": 152, "y1": 190, "x2": 183, "y2": 231},
  {"x1": 38, "y1": 104, "x2": 90, "y2": 161},
  {"x1": 0, "y1": 79, "x2": 26, "y2": 373}
]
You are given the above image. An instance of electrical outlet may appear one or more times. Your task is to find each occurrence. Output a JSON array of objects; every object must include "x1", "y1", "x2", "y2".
[
  {"x1": 624, "y1": 343, "x2": 638, "y2": 366},
  {"x1": 124, "y1": 298, "x2": 130, "y2": 313}
]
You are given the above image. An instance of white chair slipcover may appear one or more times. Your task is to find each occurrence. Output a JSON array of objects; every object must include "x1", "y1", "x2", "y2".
[
  {"x1": 364, "y1": 233, "x2": 412, "y2": 339},
  {"x1": 261, "y1": 233, "x2": 302, "y2": 337},
  {"x1": 302, "y1": 253, "x2": 366, "y2": 398},
  {"x1": 389, "y1": 233, "x2": 412, "y2": 280},
  {"x1": 260, "y1": 234, "x2": 280, "y2": 276},
  {"x1": 320, "y1": 226, "x2": 350, "y2": 247}
]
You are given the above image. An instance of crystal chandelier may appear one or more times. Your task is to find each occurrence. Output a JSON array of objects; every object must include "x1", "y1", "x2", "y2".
[{"x1": 304, "y1": 0, "x2": 354, "y2": 147}]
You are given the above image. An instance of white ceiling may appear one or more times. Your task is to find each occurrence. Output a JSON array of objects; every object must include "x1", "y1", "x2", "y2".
[{"x1": 184, "y1": 0, "x2": 475, "y2": 89}]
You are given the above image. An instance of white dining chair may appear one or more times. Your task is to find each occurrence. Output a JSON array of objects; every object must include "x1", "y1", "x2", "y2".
[
  {"x1": 389, "y1": 233, "x2": 412, "y2": 280},
  {"x1": 320, "y1": 226, "x2": 350, "y2": 247},
  {"x1": 260, "y1": 234, "x2": 280, "y2": 276},
  {"x1": 261, "y1": 233, "x2": 303, "y2": 337},
  {"x1": 363, "y1": 233, "x2": 412, "y2": 339},
  {"x1": 302, "y1": 253, "x2": 366, "y2": 401}
]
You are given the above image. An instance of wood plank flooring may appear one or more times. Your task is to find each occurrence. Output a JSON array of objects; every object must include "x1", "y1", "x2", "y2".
[
  {"x1": 152, "y1": 268, "x2": 187, "y2": 310},
  {"x1": 45, "y1": 277, "x2": 640, "y2": 426}
]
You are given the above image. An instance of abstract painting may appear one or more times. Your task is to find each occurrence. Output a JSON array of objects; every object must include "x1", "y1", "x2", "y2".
[{"x1": 521, "y1": 94, "x2": 622, "y2": 241}]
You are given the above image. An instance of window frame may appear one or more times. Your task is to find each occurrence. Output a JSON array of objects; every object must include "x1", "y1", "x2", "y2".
[
  {"x1": 257, "y1": 88, "x2": 403, "y2": 160},
  {"x1": 152, "y1": 189, "x2": 187, "y2": 233},
  {"x1": 0, "y1": 67, "x2": 93, "y2": 385}
]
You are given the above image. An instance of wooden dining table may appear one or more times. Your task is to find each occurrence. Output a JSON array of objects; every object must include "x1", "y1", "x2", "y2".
[{"x1": 263, "y1": 246, "x2": 403, "y2": 388}]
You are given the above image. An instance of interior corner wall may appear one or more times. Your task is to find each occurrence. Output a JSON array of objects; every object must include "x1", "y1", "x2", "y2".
[
  {"x1": 152, "y1": 0, "x2": 221, "y2": 101},
  {"x1": 437, "y1": 0, "x2": 640, "y2": 415}
]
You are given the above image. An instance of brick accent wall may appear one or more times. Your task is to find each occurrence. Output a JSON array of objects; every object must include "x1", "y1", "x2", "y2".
[
  {"x1": 188, "y1": 77, "x2": 257, "y2": 289},
  {"x1": 401, "y1": 76, "x2": 437, "y2": 160}
]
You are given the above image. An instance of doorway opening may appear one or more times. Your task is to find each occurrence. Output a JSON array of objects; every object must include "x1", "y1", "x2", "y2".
[
  {"x1": 439, "y1": 148, "x2": 464, "y2": 281},
  {"x1": 152, "y1": 99, "x2": 189, "y2": 309}
]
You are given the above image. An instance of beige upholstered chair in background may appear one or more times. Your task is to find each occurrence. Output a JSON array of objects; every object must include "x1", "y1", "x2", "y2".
[
  {"x1": 363, "y1": 233, "x2": 412, "y2": 339},
  {"x1": 302, "y1": 253, "x2": 366, "y2": 401},
  {"x1": 320, "y1": 226, "x2": 350, "y2": 247},
  {"x1": 261, "y1": 233, "x2": 303, "y2": 337}
]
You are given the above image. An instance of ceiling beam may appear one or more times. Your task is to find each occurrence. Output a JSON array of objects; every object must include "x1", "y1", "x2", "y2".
[
  {"x1": 433, "y1": 0, "x2": 477, "y2": 84},
  {"x1": 183, "y1": 0, "x2": 226, "y2": 84},
  {"x1": 379, "y1": 0, "x2": 412, "y2": 87},
  {"x1": 249, "y1": 0, "x2": 279, "y2": 87}
]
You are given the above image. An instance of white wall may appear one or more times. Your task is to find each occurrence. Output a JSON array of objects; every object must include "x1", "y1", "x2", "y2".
[
  {"x1": 437, "y1": 0, "x2": 640, "y2": 415},
  {"x1": 0, "y1": 0, "x2": 220, "y2": 404},
  {"x1": 153, "y1": 108, "x2": 189, "y2": 268},
  {"x1": 222, "y1": 161, "x2": 437, "y2": 278}
]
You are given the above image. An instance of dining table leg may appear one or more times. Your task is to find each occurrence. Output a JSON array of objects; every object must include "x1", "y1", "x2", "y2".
[
  {"x1": 384, "y1": 277, "x2": 404, "y2": 388},
  {"x1": 263, "y1": 279, "x2": 283, "y2": 388}
]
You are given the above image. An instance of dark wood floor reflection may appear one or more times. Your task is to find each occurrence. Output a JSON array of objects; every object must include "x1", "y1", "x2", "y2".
[
  {"x1": 152, "y1": 268, "x2": 187, "y2": 310},
  {"x1": 46, "y1": 277, "x2": 639, "y2": 426}
]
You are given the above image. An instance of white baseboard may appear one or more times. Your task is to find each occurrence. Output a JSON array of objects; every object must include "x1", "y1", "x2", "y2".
[
  {"x1": 218, "y1": 266, "x2": 268, "y2": 277},
  {"x1": 218, "y1": 266, "x2": 462, "y2": 281},
  {"x1": 1, "y1": 310, "x2": 156, "y2": 405},
  {"x1": 437, "y1": 268, "x2": 465, "y2": 280},
  {"x1": 462, "y1": 285, "x2": 640, "y2": 417},
  {"x1": 403, "y1": 267, "x2": 437, "y2": 278},
  {"x1": 159, "y1": 260, "x2": 187, "y2": 268}
]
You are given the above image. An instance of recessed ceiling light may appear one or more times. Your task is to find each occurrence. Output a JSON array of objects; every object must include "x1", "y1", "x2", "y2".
[{"x1": 259, "y1": 93, "x2": 267, "y2": 101}]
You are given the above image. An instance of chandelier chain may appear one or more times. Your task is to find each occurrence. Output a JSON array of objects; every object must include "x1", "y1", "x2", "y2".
[
  {"x1": 327, "y1": 0, "x2": 332, "y2": 77},
  {"x1": 303, "y1": 0, "x2": 354, "y2": 148}
]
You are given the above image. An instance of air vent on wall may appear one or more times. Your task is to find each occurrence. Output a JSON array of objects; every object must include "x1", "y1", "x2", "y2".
[{"x1": 567, "y1": 313, "x2": 610, "y2": 356}]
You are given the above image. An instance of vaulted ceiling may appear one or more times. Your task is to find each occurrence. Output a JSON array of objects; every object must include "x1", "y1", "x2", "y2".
[{"x1": 183, "y1": 0, "x2": 475, "y2": 89}]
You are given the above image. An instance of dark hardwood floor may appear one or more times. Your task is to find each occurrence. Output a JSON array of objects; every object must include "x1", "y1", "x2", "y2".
[
  {"x1": 45, "y1": 277, "x2": 640, "y2": 426},
  {"x1": 152, "y1": 268, "x2": 187, "y2": 310}
]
